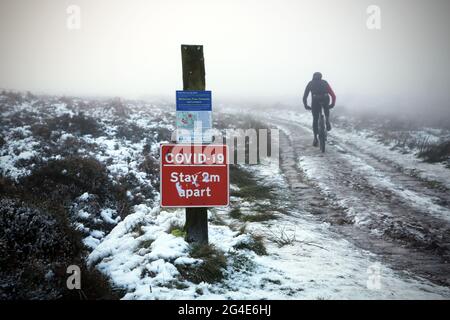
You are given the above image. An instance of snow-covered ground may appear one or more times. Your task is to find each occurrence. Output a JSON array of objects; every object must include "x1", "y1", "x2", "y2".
[
  {"x1": 1, "y1": 93, "x2": 450, "y2": 299},
  {"x1": 88, "y1": 159, "x2": 450, "y2": 299}
]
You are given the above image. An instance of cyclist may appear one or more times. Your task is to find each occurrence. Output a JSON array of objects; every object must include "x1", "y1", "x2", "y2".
[{"x1": 303, "y1": 72, "x2": 336, "y2": 147}]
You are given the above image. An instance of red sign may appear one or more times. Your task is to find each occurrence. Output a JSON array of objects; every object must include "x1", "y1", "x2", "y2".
[{"x1": 160, "y1": 144, "x2": 229, "y2": 207}]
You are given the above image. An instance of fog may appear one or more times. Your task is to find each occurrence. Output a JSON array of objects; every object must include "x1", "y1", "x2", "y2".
[{"x1": 1, "y1": 0, "x2": 450, "y2": 111}]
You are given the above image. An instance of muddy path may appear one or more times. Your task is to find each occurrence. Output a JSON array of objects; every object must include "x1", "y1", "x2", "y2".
[{"x1": 261, "y1": 115, "x2": 450, "y2": 287}]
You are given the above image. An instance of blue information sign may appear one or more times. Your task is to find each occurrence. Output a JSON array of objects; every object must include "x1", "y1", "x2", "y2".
[{"x1": 176, "y1": 91, "x2": 212, "y2": 111}]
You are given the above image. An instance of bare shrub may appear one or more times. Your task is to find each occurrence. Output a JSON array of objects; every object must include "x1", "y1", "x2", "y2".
[
  {"x1": 267, "y1": 225, "x2": 297, "y2": 247},
  {"x1": 418, "y1": 140, "x2": 450, "y2": 164},
  {"x1": 2, "y1": 91, "x2": 23, "y2": 106},
  {"x1": 0, "y1": 198, "x2": 120, "y2": 300},
  {"x1": 110, "y1": 98, "x2": 130, "y2": 118},
  {"x1": 46, "y1": 113, "x2": 103, "y2": 137},
  {"x1": 19, "y1": 156, "x2": 130, "y2": 222},
  {"x1": 114, "y1": 121, "x2": 147, "y2": 142}
]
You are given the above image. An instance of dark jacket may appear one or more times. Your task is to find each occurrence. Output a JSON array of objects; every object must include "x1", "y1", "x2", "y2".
[{"x1": 303, "y1": 79, "x2": 336, "y2": 107}]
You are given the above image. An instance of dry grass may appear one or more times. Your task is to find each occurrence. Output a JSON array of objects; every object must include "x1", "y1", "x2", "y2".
[
  {"x1": 177, "y1": 244, "x2": 227, "y2": 284},
  {"x1": 234, "y1": 233, "x2": 267, "y2": 256}
]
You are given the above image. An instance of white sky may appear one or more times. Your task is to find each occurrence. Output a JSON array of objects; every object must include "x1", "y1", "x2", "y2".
[{"x1": 1, "y1": 0, "x2": 449, "y2": 110}]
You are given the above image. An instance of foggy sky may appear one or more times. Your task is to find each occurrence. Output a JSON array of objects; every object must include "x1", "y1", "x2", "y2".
[{"x1": 1, "y1": 0, "x2": 450, "y2": 110}]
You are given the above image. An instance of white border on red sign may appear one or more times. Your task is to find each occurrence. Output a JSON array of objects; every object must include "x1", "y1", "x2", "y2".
[{"x1": 159, "y1": 143, "x2": 230, "y2": 208}]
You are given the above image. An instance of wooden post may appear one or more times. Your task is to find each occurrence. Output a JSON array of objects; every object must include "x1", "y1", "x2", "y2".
[{"x1": 181, "y1": 44, "x2": 208, "y2": 244}]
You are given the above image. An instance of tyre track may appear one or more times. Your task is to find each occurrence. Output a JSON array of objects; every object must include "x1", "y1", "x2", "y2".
[{"x1": 269, "y1": 116, "x2": 450, "y2": 287}]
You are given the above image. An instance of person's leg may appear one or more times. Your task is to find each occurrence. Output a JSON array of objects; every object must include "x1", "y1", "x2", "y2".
[
  {"x1": 312, "y1": 104, "x2": 320, "y2": 136},
  {"x1": 324, "y1": 105, "x2": 331, "y2": 131},
  {"x1": 311, "y1": 100, "x2": 320, "y2": 146}
]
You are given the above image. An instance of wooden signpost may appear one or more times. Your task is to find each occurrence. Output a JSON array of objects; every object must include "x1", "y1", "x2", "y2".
[
  {"x1": 159, "y1": 45, "x2": 228, "y2": 244},
  {"x1": 181, "y1": 45, "x2": 210, "y2": 244}
]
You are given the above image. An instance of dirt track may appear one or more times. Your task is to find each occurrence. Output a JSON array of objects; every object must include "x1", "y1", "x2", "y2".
[{"x1": 262, "y1": 115, "x2": 450, "y2": 287}]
